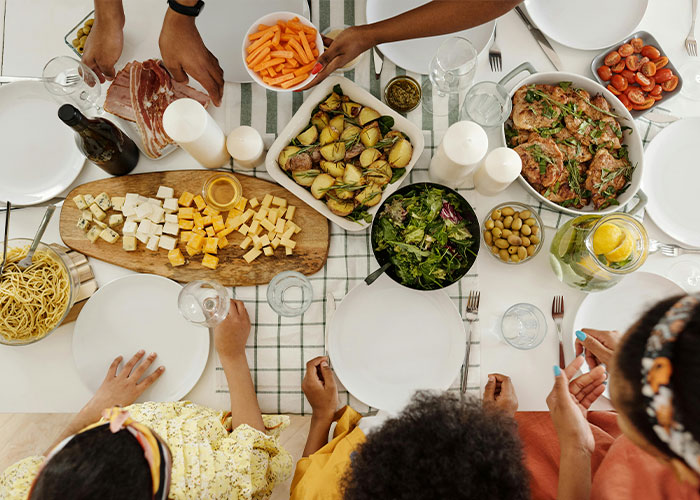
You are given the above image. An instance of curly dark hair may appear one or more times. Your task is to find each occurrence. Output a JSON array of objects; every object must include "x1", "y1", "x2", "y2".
[
  {"x1": 341, "y1": 392, "x2": 529, "y2": 500},
  {"x1": 614, "y1": 294, "x2": 700, "y2": 461}
]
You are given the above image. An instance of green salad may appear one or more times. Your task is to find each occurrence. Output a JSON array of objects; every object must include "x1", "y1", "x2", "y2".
[{"x1": 373, "y1": 185, "x2": 478, "y2": 290}]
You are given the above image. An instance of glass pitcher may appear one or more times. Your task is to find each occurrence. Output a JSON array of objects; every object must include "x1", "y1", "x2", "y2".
[{"x1": 549, "y1": 213, "x2": 649, "y2": 292}]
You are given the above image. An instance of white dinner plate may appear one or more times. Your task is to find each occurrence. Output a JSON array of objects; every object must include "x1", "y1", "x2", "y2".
[
  {"x1": 0, "y1": 82, "x2": 84, "y2": 205},
  {"x1": 524, "y1": 0, "x2": 648, "y2": 51},
  {"x1": 328, "y1": 275, "x2": 465, "y2": 413},
  {"x1": 73, "y1": 274, "x2": 210, "y2": 403},
  {"x1": 571, "y1": 272, "x2": 683, "y2": 397},
  {"x1": 643, "y1": 118, "x2": 700, "y2": 248},
  {"x1": 366, "y1": 0, "x2": 495, "y2": 75}
]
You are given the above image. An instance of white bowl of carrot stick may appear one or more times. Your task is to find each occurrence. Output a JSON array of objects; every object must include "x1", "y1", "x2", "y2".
[{"x1": 242, "y1": 12, "x2": 323, "y2": 91}]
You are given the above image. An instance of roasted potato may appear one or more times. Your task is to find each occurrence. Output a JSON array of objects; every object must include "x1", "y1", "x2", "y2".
[
  {"x1": 327, "y1": 198, "x2": 355, "y2": 216},
  {"x1": 312, "y1": 111, "x2": 330, "y2": 130},
  {"x1": 334, "y1": 187, "x2": 356, "y2": 200},
  {"x1": 360, "y1": 122, "x2": 381, "y2": 147},
  {"x1": 358, "y1": 107, "x2": 381, "y2": 126},
  {"x1": 359, "y1": 148, "x2": 381, "y2": 167},
  {"x1": 383, "y1": 131, "x2": 404, "y2": 143},
  {"x1": 292, "y1": 169, "x2": 320, "y2": 187},
  {"x1": 365, "y1": 160, "x2": 392, "y2": 186},
  {"x1": 320, "y1": 92, "x2": 341, "y2": 112},
  {"x1": 329, "y1": 115, "x2": 345, "y2": 133},
  {"x1": 296, "y1": 126, "x2": 318, "y2": 146},
  {"x1": 355, "y1": 183, "x2": 383, "y2": 207},
  {"x1": 388, "y1": 138, "x2": 413, "y2": 168},
  {"x1": 320, "y1": 142, "x2": 346, "y2": 162},
  {"x1": 326, "y1": 161, "x2": 346, "y2": 178},
  {"x1": 278, "y1": 146, "x2": 301, "y2": 170},
  {"x1": 342, "y1": 101, "x2": 362, "y2": 118},
  {"x1": 340, "y1": 125, "x2": 361, "y2": 142},
  {"x1": 310, "y1": 173, "x2": 336, "y2": 199},
  {"x1": 320, "y1": 126, "x2": 340, "y2": 145},
  {"x1": 343, "y1": 163, "x2": 363, "y2": 185}
]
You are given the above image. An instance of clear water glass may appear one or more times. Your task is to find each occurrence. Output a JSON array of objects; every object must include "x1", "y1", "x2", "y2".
[
  {"x1": 267, "y1": 271, "x2": 313, "y2": 317},
  {"x1": 42, "y1": 56, "x2": 102, "y2": 112},
  {"x1": 501, "y1": 303, "x2": 547, "y2": 350},
  {"x1": 460, "y1": 81, "x2": 512, "y2": 128},
  {"x1": 680, "y1": 61, "x2": 700, "y2": 101},
  {"x1": 178, "y1": 279, "x2": 231, "y2": 327},
  {"x1": 422, "y1": 36, "x2": 478, "y2": 116},
  {"x1": 669, "y1": 261, "x2": 700, "y2": 292}
]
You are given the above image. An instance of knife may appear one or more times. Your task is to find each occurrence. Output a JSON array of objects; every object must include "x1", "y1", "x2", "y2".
[
  {"x1": 324, "y1": 292, "x2": 336, "y2": 359},
  {"x1": 373, "y1": 47, "x2": 384, "y2": 80},
  {"x1": 644, "y1": 110, "x2": 680, "y2": 124},
  {"x1": 514, "y1": 7, "x2": 563, "y2": 71}
]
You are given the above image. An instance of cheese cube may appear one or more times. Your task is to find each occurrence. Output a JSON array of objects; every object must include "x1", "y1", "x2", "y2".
[
  {"x1": 280, "y1": 237, "x2": 296, "y2": 249},
  {"x1": 189, "y1": 233, "x2": 205, "y2": 251},
  {"x1": 122, "y1": 205, "x2": 137, "y2": 218},
  {"x1": 228, "y1": 208, "x2": 243, "y2": 218},
  {"x1": 259, "y1": 234, "x2": 271, "y2": 247},
  {"x1": 243, "y1": 248, "x2": 262, "y2": 263},
  {"x1": 95, "y1": 192, "x2": 111, "y2": 211},
  {"x1": 193, "y1": 212, "x2": 204, "y2": 228},
  {"x1": 267, "y1": 208, "x2": 278, "y2": 225},
  {"x1": 252, "y1": 225, "x2": 263, "y2": 236},
  {"x1": 240, "y1": 236, "x2": 252, "y2": 250},
  {"x1": 234, "y1": 197, "x2": 248, "y2": 211},
  {"x1": 201, "y1": 215, "x2": 213, "y2": 227},
  {"x1": 205, "y1": 227, "x2": 216, "y2": 237},
  {"x1": 212, "y1": 216, "x2": 225, "y2": 232},
  {"x1": 146, "y1": 236, "x2": 160, "y2": 251},
  {"x1": 125, "y1": 215, "x2": 137, "y2": 224},
  {"x1": 152, "y1": 224, "x2": 163, "y2": 236},
  {"x1": 292, "y1": 223, "x2": 301, "y2": 234},
  {"x1": 179, "y1": 219, "x2": 194, "y2": 230},
  {"x1": 73, "y1": 194, "x2": 88, "y2": 210},
  {"x1": 135, "y1": 203, "x2": 153, "y2": 220},
  {"x1": 180, "y1": 231, "x2": 193, "y2": 244},
  {"x1": 137, "y1": 195, "x2": 149, "y2": 205},
  {"x1": 193, "y1": 227, "x2": 206, "y2": 236},
  {"x1": 185, "y1": 244, "x2": 201, "y2": 257},
  {"x1": 259, "y1": 218, "x2": 275, "y2": 232},
  {"x1": 238, "y1": 223, "x2": 250, "y2": 235},
  {"x1": 163, "y1": 198, "x2": 178, "y2": 213},
  {"x1": 83, "y1": 194, "x2": 95, "y2": 206},
  {"x1": 122, "y1": 235, "x2": 137, "y2": 251},
  {"x1": 268, "y1": 230, "x2": 276, "y2": 241},
  {"x1": 94, "y1": 219, "x2": 107, "y2": 229},
  {"x1": 178, "y1": 191, "x2": 194, "y2": 207},
  {"x1": 108, "y1": 214, "x2": 124, "y2": 227},
  {"x1": 163, "y1": 222, "x2": 179, "y2": 236},
  {"x1": 277, "y1": 207, "x2": 287, "y2": 219},
  {"x1": 249, "y1": 220, "x2": 260, "y2": 234},
  {"x1": 124, "y1": 193, "x2": 139, "y2": 207},
  {"x1": 178, "y1": 207, "x2": 195, "y2": 219},
  {"x1": 217, "y1": 236, "x2": 229, "y2": 249},
  {"x1": 99, "y1": 228, "x2": 120, "y2": 243},
  {"x1": 156, "y1": 186, "x2": 174, "y2": 199},
  {"x1": 158, "y1": 235, "x2": 177, "y2": 251},
  {"x1": 123, "y1": 221, "x2": 138, "y2": 236},
  {"x1": 165, "y1": 213, "x2": 178, "y2": 224},
  {"x1": 252, "y1": 235, "x2": 262, "y2": 250},
  {"x1": 203, "y1": 238, "x2": 219, "y2": 254},
  {"x1": 77, "y1": 217, "x2": 90, "y2": 231},
  {"x1": 81, "y1": 210, "x2": 93, "y2": 222},
  {"x1": 216, "y1": 227, "x2": 235, "y2": 238},
  {"x1": 203, "y1": 206, "x2": 220, "y2": 217},
  {"x1": 261, "y1": 194, "x2": 273, "y2": 208},
  {"x1": 137, "y1": 219, "x2": 153, "y2": 235},
  {"x1": 193, "y1": 195, "x2": 207, "y2": 211},
  {"x1": 248, "y1": 197, "x2": 259, "y2": 209},
  {"x1": 282, "y1": 227, "x2": 295, "y2": 240},
  {"x1": 241, "y1": 209, "x2": 255, "y2": 224},
  {"x1": 148, "y1": 206, "x2": 165, "y2": 224},
  {"x1": 285, "y1": 246, "x2": 293, "y2": 256},
  {"x1": 168, "y1": 248, "x2": 185, "y2": 267},
  {"x1": 89, "y1": 203, "x2": 107, "y2": 221},
  {"x1": 226, "y1": 215, "x2": 242, "y2": 230},
  {"x1": 253, "y1": 207, "x2": 268, "y2": 221},
  {"x1": 271, "y1": 236, "x2": 281, "y2": 249},
  {"x1": 272, "y1": 196, "x2": 287, "y2": 208},
  {"x1": 202, "y1": 254, "x2": 219, "y2": 270},
  {"x1": 263, "y1": 246, "x2": 274, "y2": 257},
  {"x1": 86, "y1": 225, "x2": 101, "y2": 243},
  {"x1": 275, "y1": 218, "x2": 285, "y2": 234},
  {"x1": 111, "y1": 196, "x2": 125, "y2": 211},
  {"x1": 286, "y1": 205, "x2": 296, "y2": 221},
  {"x1": 148, "y1": 197, "x2": 162, "y2": 207},
  {"x1": 135, "y1": 232, "x2": 149, "y2": 244}
]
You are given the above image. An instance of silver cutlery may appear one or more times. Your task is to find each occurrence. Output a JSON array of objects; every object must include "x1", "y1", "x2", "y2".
[
  {"x1": 644, "y1": 109, "x2": 680, "y2": 124},
  {"x1": 648, "y1": 239, "x2": 662, "y2": 254},
  {"x1": 552, "y1": 296, "x2": 565, "y2": 369},
  {"x1": 489, "y1": 24, "x2": 502, "y2": 72},
  {"x1": 324, "y1": 292, "x2": 336, "y2": 359},
  {"x1": 686, "y1": 0, "x2": 698, "y2": 56},
  {"x1": 460, "y1": 291, "x2": 480, "y2": 398},
  {"x1": 514, "y1": 6, "x2": 564, "y2": 71},
  {"x1": 0, "y1": 74, "x2": 81, "y2": 85},
  {"x1": 373, "y1": 47, "x2": 384, "y2": 80},
  {"x1": 17, "y1": 205, "x2": 56, "y2": 269},
  {"x1": 0, "y1": 202, "x2": 10, "y2": 281},
  {"x1": 659, "y1": 243, "x2": 700, "y2": 257}
]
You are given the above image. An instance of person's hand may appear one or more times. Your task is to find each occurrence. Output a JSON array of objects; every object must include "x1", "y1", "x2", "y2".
[
  {"x1": 483, "y1": 373, "x2": 518, "y2": 417},
  {"x1": 214, "y1": 300, "x2": 251, "y2": 361},
  {"x1": 297, "y1": 26, "x2": 373, "y2": 91},
  {"x1": 82, "y1": 8, "x2": 125, "y2": 82},
  {"x1": 159, "y1": 11, "x2": 224, "y2": 106},
  {"x1": 546, "y1": 355, "x2": 607, "y2": 454},
  {"x1": 84, "y1": 350, "x2": 165, "y2": 416},
  {"x1": 575, "y1": 329, "x2": 622, "y2": 369},
  {"x1": 302, "y1": 356, "x2": 338, "y2": 420}
]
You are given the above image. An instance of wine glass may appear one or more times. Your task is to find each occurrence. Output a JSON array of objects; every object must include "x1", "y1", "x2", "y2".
[
  {"x1": 42, "y1": 56, "x2": 102, "y2": 112},
  {"x1": 668, "y1": 261, "x2": 700, "y2": 292},
  {"x1": 178, "y1": 279, "x2": 231, "y2": 327},
  {"x1": 422, "y1": 37, "x2": 478, "y2": 116}
]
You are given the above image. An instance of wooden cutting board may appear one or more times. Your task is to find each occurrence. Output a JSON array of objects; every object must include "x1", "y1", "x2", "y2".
[{"x1": 59, "y1": 170, "x2": 330, "y2": 286}]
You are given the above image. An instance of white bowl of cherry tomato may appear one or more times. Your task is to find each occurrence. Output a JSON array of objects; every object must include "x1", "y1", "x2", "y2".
[{"x1": 591, "y1": 31, "x2": 682, "y2": 118}]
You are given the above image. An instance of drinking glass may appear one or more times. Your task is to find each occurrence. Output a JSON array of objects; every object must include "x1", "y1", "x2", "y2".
[
  {"x1": 501, "y1": 303, "x2": 547, "y2": 349},
  {"x1": 42, "y1": 56, "x2": 102, "y2": 112},
  {"x1": 422, "y1": 37, "x2": 478, "y2": 116},
  {"x1": 669, "y1": 261, "x2": 700, "y2": 292},
  {"x1": 178, "y1": 279, "x2": 231, "y2": 327},
  {"x1": 680, "y1": 61, "x2": 700, "y2": 101},
  {"x1": 267, "y1": 271, "x2": 313, "y2": 317},
  {"x1": 460, "y1": 81, "x2": 512, "y2": 128}
]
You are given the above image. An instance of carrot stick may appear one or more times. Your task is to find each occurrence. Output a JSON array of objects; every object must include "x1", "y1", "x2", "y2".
[
  {"x1": 282, "y1": 67, "x2": 296, "y2": 74},
  {"x1": 254, "y1": 57, "x2": 285, "y2": 72},
  {"x1": 246, "y1": 44, "x2": 270, "y2": 64},
  {"x1": 272, "y1": 28, "x2": 281, "y2": 46},
  {"x1": 268, "y1": 65, "x2": 277, "y2": 77},
  {"x1": 271, "y1": 50, "x2": 296, "y2": 59},
  {"x1": 299, "y1": 32, "x2": 314, "y2": 63},
  {"x1": 268, "y1": 73, "x2": 295, "y2": 86},
  {"x1": 281, "y1": 73, "x2": 309, "y2": 89},
  {"x1": 286, "y1": 58, "x2": 299, "y2": 68},
  {"x1": 288, "y1": 38, "x2": 308, "y2": 64},
  {"x1": 294, "y1": 61, "x2": 316, "y2": 76},
  {"x1": 247, "y1": 30, "x2": 274, "y2": 54},
  {"x1": 312, "y1": 48, "x2": 319, "y2": 57},
  {"x1": 247, "y1": 46, "x2": 271, "y2": 68}
]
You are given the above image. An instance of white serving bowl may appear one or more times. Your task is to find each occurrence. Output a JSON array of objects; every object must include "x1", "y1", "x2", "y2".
[
  {"x1": 241, "y1": 11, "x2": 324, "y2": 92},
  {"x1": 265, "y1": 75, "x2": 425, "y2": 232}
]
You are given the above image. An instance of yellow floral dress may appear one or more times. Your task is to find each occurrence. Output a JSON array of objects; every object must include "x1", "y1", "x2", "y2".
[{"x1": 0, "y1": 401, "x2": 292, "y2": 500}]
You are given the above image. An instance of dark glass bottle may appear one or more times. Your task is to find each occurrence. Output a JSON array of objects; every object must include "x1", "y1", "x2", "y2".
[{"x1": 58, "y1": 104, "x2": 139, "y2": 176}]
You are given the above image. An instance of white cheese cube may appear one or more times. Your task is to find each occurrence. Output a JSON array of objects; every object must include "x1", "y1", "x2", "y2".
[
  {"x1": 148, "y1": 197, "x2": 162, "y2": 207},
  {"x1": 165, "y1": 213, "x2": 178, "y2": 224},
  {"x1": 122, "y1": 235, "x2": 137, "y2": 251},
  {"x1": 83, "y1": 194, "x2": 95, "y2": 206},
  {"x1": 137, "y1": 195, "x2": 149, "y2": 205},
  {"x1": 123, "y1": 221, "x2": 138, "y2": 236},
  {"x1": 111, "y1": 196, "x2": 125, "y2": 211},
  {"x1": 86, "y1": 225, "x2": 101, "y2": 243},
  {"x1": 81, "y1": 210, "x2": 93, "y2": 222},
  {"x1": 156, "y1": 186, "x2": 174, "y2": 199},
  {"x1": 108, "y1": 214, "x2": 124, "y2": 227},
  {"x1": 148, "y1": 206, "x2": 165, "y2": 224},
  {"x1": 122, "y1": 205, "x2": 137, "y2": 218},
  {"x1": 99, "y1": 228, "x2": 120, "y2": 243},
  {"x1": 124, "y1": 193, "x2": 139, "y2": 206},
  {"x1": 77, "y1": 217, "x2": 90, "y2": 231},
  {"x1": 94, "y1": 219, "x2": 107, "y2": 229},
  {"x1": 163, "y1": 198, "x2": 178, "y2": 213},
  {"x1": 158, "y1": 235, "x2": 177, "y2": 251},
  {"x1": 73, "y1": 194, "x2": 88, "y2": 210},
  {"x1": 162, "y1": 222, "x2": 179, "y2": 236},
  {"x1": 125, "y1": 215, "x2": 137, "y2": 224},
  {"x1": 135, "y1": 232, "x2": 149, "y2": 244},
  {"x1": 146, "y1": 236, "x2": 160, "y2": 251},
  {"x1": 152, "y1": 224, "x2": 163, "y2": 236},
  {"x1": 95, "y1": 192, "x2": 111, "y2": 211},
  {"x1": 137, "y1": 219, "x2": 153, "y2": 235},
  {"x1": 89, "y1": 203, "x2": 107, "y2": 221},
  {"x1": 135, "y1": 203, "x2": 152, "y2": 220}
]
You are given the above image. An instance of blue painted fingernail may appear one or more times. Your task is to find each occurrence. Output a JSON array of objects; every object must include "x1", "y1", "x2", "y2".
[
  {"x1": 576, "y1": 330, "x2": 587, "y2": 341},
  {"x1": 553, "y1": 365, "x2": 561, "y2": 376}
]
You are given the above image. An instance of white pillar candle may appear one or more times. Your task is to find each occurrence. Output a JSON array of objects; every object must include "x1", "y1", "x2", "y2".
[
  {"x1": 429, "y1": 121, "x2": 488, "y2": 188},
  {"x1": 226, "y1": 126, "x2": 265, "y2": 169},
  {"x1": 162, "y1": 98, "x2": 231, "y2": 169},
  {"x1": 473, "y1": 147, "x2": 522, "y2": 196}
]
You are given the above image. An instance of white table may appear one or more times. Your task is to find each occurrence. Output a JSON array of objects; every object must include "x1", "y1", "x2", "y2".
[{"x1": 1, "y1": 0, "x2": 699, "y2": 412}]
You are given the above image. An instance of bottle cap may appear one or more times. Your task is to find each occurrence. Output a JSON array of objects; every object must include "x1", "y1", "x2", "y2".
[{"x1": 57, "y1": 104, "x2": 82, "y2": 126}]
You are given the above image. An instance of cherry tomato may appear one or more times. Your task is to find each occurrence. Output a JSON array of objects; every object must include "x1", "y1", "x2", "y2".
[
  {"x1": 597, "y1": 65, "x2": 613, "y2": 81},
  {"x1": 626, "y1": 55, "x2": 642, "y2": 71},
  {"x1": 627, "y1": 88, "x2": 646, "y2": 105},
  {"x1": 654, "y1": 56, "x2": 669, "y2": 69},
  {"x1": 641, "y1": 78, "x2": 656, "y2": 92},
  {"x1": 661, "y1": 75, "x2": 679, "y2": 92},
  {"x1": 617, "y1": 93, "x2": 632, "y2": 108},
  {"x1": 655, "y1": 68, "x2": 673, "y2": 83},
  {"x1": 605, "y1": 51, "x2": 622, "y2": 66},
  {"x1": 632, "y1": 98, "x2": 655, "y2": 110},
  {"x1": 650, "y1": 84, "x2": 663, "y2": 96},
  {"x1": 621, "y1": 69, "x2": 636, "y2": 83},
  {"x1": 641, "y1": 61, "x2": 657, "y2": 77},
  {"x1": 611, "y1": 74, "x2": 628, "y2": 91},
  {"x1": 618, "y1": 43, "x2": 634, "y2": 57},
  {"x1": 607, "y1": 84, "x2": 622, "y2": 96},
  {"x1": 630, "y1": 38, "x2": 644, "y2": 52},
  {"x1": 650, "y1": 93, "x2": 663, "y2": 101},
  {"x1": 635, "y1": 72, "x2": 652, "y2": 87},
  {"x1": 612, "y1": 61, "x2": 626, "y2": 73},
  {"x1": 641, "y1": 45, "x2": 661, "y2": 59}
]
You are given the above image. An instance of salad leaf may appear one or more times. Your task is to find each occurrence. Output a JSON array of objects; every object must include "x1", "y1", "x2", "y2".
[
  {"x1": 377, "y1": 116, "x2": 395, "y2": 135},
  {"x1": 333, "y1": 84, "x2": 344, "y2": 96}
]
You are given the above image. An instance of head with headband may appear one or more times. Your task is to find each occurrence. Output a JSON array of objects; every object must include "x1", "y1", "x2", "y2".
[
  {"x1": 609, "y1": 292, "x2": 700, "y2": 486},
  {"x1": 28, "y1": 407, "x2": 172, "y2": 500}
]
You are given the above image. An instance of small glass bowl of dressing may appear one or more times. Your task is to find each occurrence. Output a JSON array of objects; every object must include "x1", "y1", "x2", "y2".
[
  {"x1": 384, "y1": 76, "x2": 422, "y2": 113},
  {"x1": 202, "y1": 172, "x2": 243, "y2": 211}
]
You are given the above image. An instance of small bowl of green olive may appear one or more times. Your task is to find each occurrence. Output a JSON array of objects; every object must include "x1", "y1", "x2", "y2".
[{"x1": 482, "y1": 202, "x2": 544, "y2": 264}]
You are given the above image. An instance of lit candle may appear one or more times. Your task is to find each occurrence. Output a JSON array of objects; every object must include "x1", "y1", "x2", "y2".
[
  {"x1": 473, "y1": 147, "x2": 522, "y2": 196},
  {"x1": 162, "y1": 98, "x2": 231, "y2": 169},
  {"x1": 429, "y1": 121, "x2": 488, "y2": 188},
  {"x1": 226, "y1": 126, "x2": 265, "y2": 169}
]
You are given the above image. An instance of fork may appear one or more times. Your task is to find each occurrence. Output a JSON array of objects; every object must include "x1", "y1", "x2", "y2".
[
  {"x1": 660, "y1": 243, "x2": 700, "y2": 257},
  {"x1": 687, "y1": 0, "x2": 698, "y2": 56},
  {"x1": 489, "y1": 24, "x2": 502, "y2": 72},
  {"x1": 460, "y1": 291, "x2": 480, "y2": 398},
  {"x1": 552, "y1": 296, "x2": 565, "y2": 369},
  {"x1": 0, "y1": 74, "x2": 81, "y2": 85}
]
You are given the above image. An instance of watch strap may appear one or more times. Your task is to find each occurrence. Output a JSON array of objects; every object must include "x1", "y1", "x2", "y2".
[{"x1": 167, "y1": 0, "x2": 204, "y2": 17}]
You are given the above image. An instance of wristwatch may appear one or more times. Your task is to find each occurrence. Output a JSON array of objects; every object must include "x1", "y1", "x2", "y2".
[{"x1": 167, "y1": 0, "x2": 205, "y2": 17}]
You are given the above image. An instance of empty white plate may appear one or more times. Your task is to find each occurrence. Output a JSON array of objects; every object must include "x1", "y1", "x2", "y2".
[
  {"x1": 73, "y1": 274, "x2": 210, "y2": 403},
  {"x1": 328, "y1": 275, "x2": 465, "y2": 413},
  {"x1": 643, "y1": 118, "x2": 700, "y2": 248},
  {"x1": 366, "y1": 0, "x2": 495, "y2": 75},
  {"x1": 0, "y1": 82, "x2": 84, "y2": 205}
]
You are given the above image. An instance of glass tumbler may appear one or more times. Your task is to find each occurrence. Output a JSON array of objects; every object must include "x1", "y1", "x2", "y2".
[
  {"x1": 267, "y1": 271, "x2": 313, "y2": 317},
  {"x1": 460, "y1": 81, "x2": 512, "y2": 128},
  {"x1": 501, "y1": 303, "x2": 547, "y2": 349}
]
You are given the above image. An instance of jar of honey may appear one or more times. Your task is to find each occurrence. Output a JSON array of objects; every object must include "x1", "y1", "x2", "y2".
[{"x1": 202, "y1": 172, "x2": 243, "y2": 211}]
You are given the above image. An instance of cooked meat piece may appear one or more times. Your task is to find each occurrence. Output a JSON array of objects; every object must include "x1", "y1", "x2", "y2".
[
  {"x1": 344, "y1": 143, "x2": 365, "y2": 161},
  {"x1": 564, "y1": 115, "x2": 621, "y2": 149},
  {"x1": 543, "y1": 183, "x2": 585, "y2": 207},
  {"x1": 585, "y1": 149, "x2": 630, "y2": 209},
  {"x1": 512, "y1": 84, "x2": 567, "y2": 131},
  {"x1": 309, "y1": 147, "x2": 321, "y2": 164},
  {"x1": 515, "y1": 134, "x2": 566, "y2": 189},
  {"x1": 289, "y1": 153, "x2": 312, "y2": 172},
  {"x1": 554, "y1": 128, "x2": 593, "y2": 163},
  {"x1": 506, "y1": 127, "x2": 531, "y2": 148}
]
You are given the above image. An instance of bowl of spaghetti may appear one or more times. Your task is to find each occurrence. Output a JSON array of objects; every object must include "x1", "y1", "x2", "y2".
[{"x1": 0, "y1": 239, "x2": 80, "y2": 345}]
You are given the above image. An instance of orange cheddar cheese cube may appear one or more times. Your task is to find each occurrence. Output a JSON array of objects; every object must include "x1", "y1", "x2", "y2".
[
  {"x1": 178, "y1": 191, "x2": 194, "y2": 207},
  {"x1": 202, "y1": 254, "x2": 219, "y2": 270},
  {"x1": 168, "y1": 248, "x2": 186, "y2": 267}
]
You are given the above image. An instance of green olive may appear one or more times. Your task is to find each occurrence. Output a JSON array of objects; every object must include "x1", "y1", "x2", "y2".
[
  {"x1": 507, "y1": 235, "x2": 522, "y2": 246},
  {"x1": 521, "y1": 236, "x2": 531, "y2": 247},
  {"x1": 530, "y1": 234, "x2": 540, "y2": 245},
  {"x1": 499, "y1": 249, "x2": 510, "y2": 262},
  {"x1": 503, "y1": 215, "x2": 513, "y2": 228},
  {"x1": 83, "y1": 25, "x2": 91, "y2": 35},
  {"x1": 527, "y1": 245, "x2": 536, "y2": 256},
  {"x1": 495, "y1": 238, "x2": 509, "y2": 249},
  {"x1": 494, "y1": 220, "x2": 504, "y2": 230},
  {"x1": 521, "y1": 224, "x2": 532, "y2": 236},
  {"x1": 77, "y1": 46, "x2": 84, "y2": 54},
  {"x1": 484, "y1": 231, "x2": 493, "y2": 246},
  {"x1": 491, "y1": 245, "x2": 499, "y2": 255},
  {"x1": 511, "y1": 254, "x2": 520, "y2": 263},
  {"x1": 85, "y1": 19, "x2": 94, "y2": 27},
  {"x1": 511, "y1": 218, "x2": 523, "y2": 231},
  {"x1": 491, "y1": 209, "x2": 502, "y2": 220},
  {"x1": 520, "y1": 210, "x2": 532, "y2": 219},
  {"x1": 485, "y1": 219, "x2": 494, "y2": 230},
  {"x1": 501, "y1": 207, "x2": 514, "y2": 216},
  {"x1": 531, "y1": 225, "x2": 539, "y2": 235},
  {"x1": 525, "y1": 217, "x2": 537, "y2": 226},
  {"x1": 508, "y1": 246, "x2": 518, "y2": 255},
  {"x1": 517, "y1": 246, "x2": 528, "y2": 261},
  {"x1": 77, "y1": 28, "x2": 84, "y2": 37},
  {"x1": 502, "y1": 229, "x2": 512, "y2": 238},
  {"x1": 71, "y1": 38, "x2": 80, "y2": 47},
  {"x1": 491, "y1": 227, "x2": 502, "y2": 239}
]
